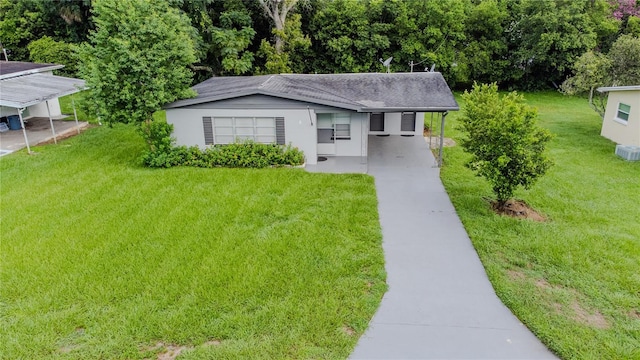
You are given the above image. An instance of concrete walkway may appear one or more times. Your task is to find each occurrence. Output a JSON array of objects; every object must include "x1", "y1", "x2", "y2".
[{"x1": 350, "y1": 135, "x2": 557, "y2": 359}]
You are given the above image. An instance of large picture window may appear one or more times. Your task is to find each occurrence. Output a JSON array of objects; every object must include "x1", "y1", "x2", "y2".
[
  {"x1": 203, "y1": 116, "x2": 285, "y2": 145},
  {"x1": 616, "y1": 103, "x2": 630, "y2": 123}
]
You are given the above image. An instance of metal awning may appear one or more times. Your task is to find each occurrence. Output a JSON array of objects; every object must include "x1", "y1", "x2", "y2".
[
  {"x1": 0, "y1": 73, "x2": 86, "y2": 154},
  {"x1": 0, "y1": 73, "x2": 86, "y2": 108}
]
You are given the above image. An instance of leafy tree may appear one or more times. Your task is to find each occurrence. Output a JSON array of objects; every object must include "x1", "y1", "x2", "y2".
[
  {"x1": 459, "y1": 83, "x2": 553, "y2": 207},
  {"x1": 514, "y1": 0, "x2": 602, "y2": 88},
  {"x1": 257, "y1": 0, "x2": 300, "y2": 54},
  {"x1": 462, "y1": 0, "x2": 512, "y2": 86},
  {"x1": 562, "y1": 35, "x2": 640, "y2": 116},
  {"x1": 624, "y1": 15, "x2": 640, "y2": 36},
  {"x1": 0, "y1": 0, "x2": 51, "y2": 60},
  {"x1": 258, "y1": 12, "x2": 310, "y2": 74},
  {"x1": 78, "y1": 0, "x2": 198, "y2": 126},
  {"x1": 28, "y1": 36, "x2": 78, "y2": 76},
  {"x1": 561, "y1": 51, "x2": 611, "y2": 116},
  {"x1": 0, "y1": 0, "x2": 92, "y2": 61},
  {"x1": 212, "y1": 10, "x2": 256, "y2": 75},
  {"x1": 310, "y1": 0, "x2": 389, "y2": 73},
  {"x1": 608, "y1": 34, "x2": 640, "y2": 85}
]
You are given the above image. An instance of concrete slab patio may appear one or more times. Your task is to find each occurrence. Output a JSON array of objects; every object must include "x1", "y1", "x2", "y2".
[
  {"x1": 349, "y1": 135, "x2": 557, "y2": 359},
  {"x1": 0, "y1": 117, "x2": 88, "y2": 156}
]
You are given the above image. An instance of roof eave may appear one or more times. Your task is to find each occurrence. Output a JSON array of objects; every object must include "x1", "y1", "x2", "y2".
[
  {"x1": 165, "y1": 89, "x2": 363, "y2": 111},
  {"x1": 360, "y1": 106, "x2": 460, "y2": 112},
  {"x1": 597, "y1": 85, "x2": 640, "y2": 93},
  {"x1": 0, "y1": 64, "x2": 65, "y2": 80},
  {"x1": 0, "y1": 84, "x2": 87, "y2": 109},
  {"x1": 163, "y1": 89, "x2": 257, "y2": 109}
]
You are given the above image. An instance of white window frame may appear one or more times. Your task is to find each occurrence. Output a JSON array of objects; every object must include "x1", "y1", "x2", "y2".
[
  {"x1": 615, "y1": 103, "x2": 630, "y2": 125},
  {"x1": 316, "y1": 113, "x2": 351, "y2": 141},
  {"x1": 213, "y1": 117, "x2": 276, "y2": 145}
]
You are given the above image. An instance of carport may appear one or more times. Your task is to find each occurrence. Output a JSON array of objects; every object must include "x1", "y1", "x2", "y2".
[{"x1": 0, "y1": 63, "x2": 86, "y2": 153}]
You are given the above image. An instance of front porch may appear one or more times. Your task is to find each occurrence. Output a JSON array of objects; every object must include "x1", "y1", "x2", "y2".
[{"x1": 305, "y1": 135, "x2": 438, "y2": 174}]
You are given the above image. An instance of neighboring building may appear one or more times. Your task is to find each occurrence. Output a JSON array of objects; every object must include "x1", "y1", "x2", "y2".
[
  {"x1": 164, "y1": 72, "x2": 459, "y2": 165},
  {"x1": 0, "y1": 61, "x2": 78, "y2": 119},
  {"x1": 0, "y1": 61, "x2": 86, "y2": 153},
  {"x1": 597, "y1": 85, "x2": 640, "y2": 147}
]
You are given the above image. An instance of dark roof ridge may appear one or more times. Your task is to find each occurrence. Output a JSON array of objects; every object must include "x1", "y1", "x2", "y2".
[{"x1": 273, "y1": 75, "x2": 362, "y2": 106}]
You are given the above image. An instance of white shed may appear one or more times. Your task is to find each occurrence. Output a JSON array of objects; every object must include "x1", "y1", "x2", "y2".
[{"x1": 597, "y1": 85, "x2": 640, "y2": 147}]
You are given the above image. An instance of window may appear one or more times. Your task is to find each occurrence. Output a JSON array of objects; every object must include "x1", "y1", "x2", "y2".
[
  {"x1": 370, "y1": 113, "x2": 385, "y2": 131},
  {"x1": 316, "y1": 113, "x2": 351, "y2": 141},
  {"x1": 333, "y1": 114, "x2": 351, "y2": 140},
  {"x1": 616, "y1": 103, "x2": 630, "y2": 123},
  {"x1": 401, "y1": 112, "x2": 416, "y2": 131},
  {"x1": 202, "y1": 116, "x2": 285, "y2": 145}
]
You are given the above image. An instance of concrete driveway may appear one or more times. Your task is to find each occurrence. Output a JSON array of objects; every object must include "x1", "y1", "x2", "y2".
[{"x1": 350, "y1": 135, "x2": 557, "y2": 359}]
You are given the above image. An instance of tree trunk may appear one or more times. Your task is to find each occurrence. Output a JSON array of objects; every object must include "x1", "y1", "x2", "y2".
[
  {"x1": 588, "y1": 86, "x2": 605, "y2": 117},
  {"x1": 258, "y1": 0, "x2": 298, "y2": 54}
]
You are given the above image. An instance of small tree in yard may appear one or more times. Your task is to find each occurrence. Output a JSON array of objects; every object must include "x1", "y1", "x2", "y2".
[
  {"x1": 78, "y1": 0, "x2": 197, "y2": 129},
  {"x1": 459, "y1": 83, "x2": 553, "y2": 210}
]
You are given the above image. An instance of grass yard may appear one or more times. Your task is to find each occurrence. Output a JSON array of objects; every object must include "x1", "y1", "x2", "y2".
[
  {"x1": 0, "y1": 125, "x2": 385, "y2": 359},
  {"x1": 440, "y1": 91, "x2": 640, "y2": 359}
]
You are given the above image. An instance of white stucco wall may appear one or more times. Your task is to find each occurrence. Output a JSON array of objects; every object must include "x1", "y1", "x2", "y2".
[
  {"x1": 368, "y1": 112, "x2": 424, "y2": 135},
  {"x1": 335, "y1": 112, "x2": 366, "y2": 157},
  {"x1": 166, "y1": 108, "x2": 319, "y2": 164},
  {"x1": 601, "y1": 91, "x2": 640, "y2": 146},
  {"x1": 26, "y1": 100, "x2": 62, "y2": 119},
  {"x1": 0, "y1": 106, "x2": 18, "y2": 117},
  {"x1": 0, "y1": 100, "x2": 62, "y2": 119}
]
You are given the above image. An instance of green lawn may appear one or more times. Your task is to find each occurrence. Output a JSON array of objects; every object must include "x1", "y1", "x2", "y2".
[
  {"x1": 0, "y1": 125, "x2": 385, "y2": 359},
  {"x1": 440, "y1": 92, "x2": 640, "y2": 359}
]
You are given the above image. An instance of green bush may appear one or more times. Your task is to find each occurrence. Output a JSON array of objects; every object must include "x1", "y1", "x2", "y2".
[
  {"x1": 458, "y1": 83, "x2": 553, "y2": 207},
  {"x1": 27, "y1": 36, "x2": 78, "y2": 77},
  {"x1": 139, "y1": 120, "x2": 304, "y2": 168},
  {"x1": 139, "y1": 120, "x2": 174, "y2": 154},
  {"x1": 142, "y1": 140, "x2": 305, "y2": 169}
]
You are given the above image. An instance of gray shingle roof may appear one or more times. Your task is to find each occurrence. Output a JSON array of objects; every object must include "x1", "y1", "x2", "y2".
[
  {"x1": 166, "y1": 72, "x2": 459, "y2": 112},
  {"x1": 0, "y1": 73, "x2": 86, "y2": 108},
  {"x1": 0, "y1": 61, "x2": 63, "y2": 79}
]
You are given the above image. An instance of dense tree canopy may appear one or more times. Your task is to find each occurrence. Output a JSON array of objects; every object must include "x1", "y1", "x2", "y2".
[
  {"x1": 77, "y1": 0, "x2": 197, "y2": 125},
  {"x1": 1, "y1": 0, "x2": 638, "y2": 90},
  {"x1": 562, "y1": 34, "x2": 640, "y2": 115}
]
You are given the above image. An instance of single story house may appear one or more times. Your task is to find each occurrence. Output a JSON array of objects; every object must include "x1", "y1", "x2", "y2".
[
  {"x1": 164, "y1": 72, "x2": 459, "y2": 165},
  {"x1": 597, "y1": 85, "x2": 640, "y2": 147}
]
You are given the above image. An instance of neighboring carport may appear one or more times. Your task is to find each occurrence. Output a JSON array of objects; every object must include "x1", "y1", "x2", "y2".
[{"x1": 0, "y1": 72, "x2": 86, "y2": 153}]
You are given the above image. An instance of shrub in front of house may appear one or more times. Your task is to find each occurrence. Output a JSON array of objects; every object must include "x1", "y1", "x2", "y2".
[
  {"x1": 142, "y1": 141, "x2": 305, "y2": 169},
  {"x1": 140, "y1": 121, "x2": 305, "y2": 168}
]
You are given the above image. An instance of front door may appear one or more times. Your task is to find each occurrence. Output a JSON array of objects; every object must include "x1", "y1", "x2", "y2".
[{"x1": 317, "y1": 114, "x2": 335, "y2": 155}]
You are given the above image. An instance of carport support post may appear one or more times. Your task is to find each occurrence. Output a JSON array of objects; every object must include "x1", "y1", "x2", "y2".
[
  {"x1": 438, "y1": 111, "x2": 448, "y2": 167},
  {"x1": 18, "y1": 108, "x2": 31, "y2": 154},
  {"x1": 72, "y1": 97, "x2": 80, "y2": 134},
  {"x1": 46, "y1": 100, "x2": 57, "y2": 144}
]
